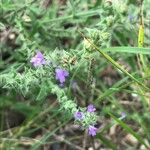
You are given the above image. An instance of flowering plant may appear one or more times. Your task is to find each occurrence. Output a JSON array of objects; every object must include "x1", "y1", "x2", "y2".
[{"x1": 30, "y1": 51, "x2": 99, "y2": 136}]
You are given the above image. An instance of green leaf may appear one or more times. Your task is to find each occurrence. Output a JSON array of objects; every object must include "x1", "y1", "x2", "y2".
[
  {"x1": 96, "y1": 133, "x2": 118, "y2": 150},
  {"x1": 102, "y1": 47, "x2": 150, "y2": 55},
  {"x1": 95, "y1": 76, "x2": 130, "y2": 104},
  {"x1": 81, "y1": 35, "x2": 150, "y2": 91},
  {"x1": 0, "y1": 22, "x2": 5, "y2": 30},
  {"x1": 109, "y1": 113, "x2": 150, "y2": 149},
  {"x1": 36, "y1": 83, "x2": 48, "y2": 101}
]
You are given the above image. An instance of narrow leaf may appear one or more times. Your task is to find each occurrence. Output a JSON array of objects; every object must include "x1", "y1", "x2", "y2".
[
  {"x1": 109, "y1": 113, "x2": 150, "y2": 149},
  {"x1": 102, "y1": 47, "x2": 150, "y2": 55},
  {"x1": 96, "y1": 133, "x2": 118, "y2": 150}
]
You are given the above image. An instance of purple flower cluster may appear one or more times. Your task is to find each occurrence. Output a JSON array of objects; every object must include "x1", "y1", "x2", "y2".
[
  {"x1": 30, "y1": 51, "x2": 46, "y2": 67},
  {"x1": 87, "y1": 104, "x2": 96, "y2": 112},
  {"x1": 74, "y1": 112, "x2": 84, "y2": 120},
  {"x1": 31, "y1": 51, "x2": 69, "y2": 85},
  {"x1": 74, "y1": 104, "x2": 98, "y2": 136},
  {"x1": 87, "y1": 104, "x2": 97, "y2": 136},
  {"x1": 30, "y1": 51, "x2": 98, "y2": 136},
  {"x1": 55, "y1": 68, "x2": 69, "y2": 86},
  {"x1": 88, "y1": 125, "x2": 98, "y2": 136}
]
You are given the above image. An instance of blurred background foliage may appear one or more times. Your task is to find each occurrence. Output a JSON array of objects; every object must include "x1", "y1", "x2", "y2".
[{"x1": 0, "y1": 0, "x2": 150, "y2": 149}]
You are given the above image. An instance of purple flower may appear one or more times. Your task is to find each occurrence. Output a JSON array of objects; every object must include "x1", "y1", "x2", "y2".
[
  {"x1": 30, "y1": 51, "x2": 46, "y2": 67},
  {"x1": 128, "y1": 15, "x2": 134, "y2": 22},
  {"x1": 120, "y1": 112, "x2": 127, "y2": 119},
  {"x1": 87, "y1": 104, "x2": 96, "y2": 113},
  {"x1": 55, "y1": 68, "x2": 69, "y2": 84},
  {"x1": 88, "y1": 125, "x2": 98, "y2": 136},
  {"x1": 74, "y1": 112, "x2": 84, "y2": 120}
]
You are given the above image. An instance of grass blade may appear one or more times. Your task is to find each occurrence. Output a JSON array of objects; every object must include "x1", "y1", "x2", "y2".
[
  {"x1": 79, "y1": 32, "x2": 150, "y2": 92},
  {"x1": 109, "y1": 113, "x2": 150, "y2": 149},
  {"x1": 102, "y1": 47, "x2": 150, "y2": 55},
  {"x1": 96, "y1": 133, "x2": 118, "y2": 150}
]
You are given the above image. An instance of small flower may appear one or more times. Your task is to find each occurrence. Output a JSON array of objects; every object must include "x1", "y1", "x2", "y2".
[
  {"x1": 55, "y1": 68, "x2": 69, "y2": 84},
  {"x1": 30, "y1": 51, "x2": 46, "y2": 67},
  {"x1": 88, "y1": 125, "x2": 98, "y2": 136},
  {"x1": 120, "y1": 112, "x2": 127, "y2": 120},
  {"x1": 74, "y1": 112, "x2": 84, "y2": 120},
  {"x1": 87, "y1": 104, "x2": 96, "y2": 113},
  {"x1": 128, "y1": 14, "x2": 134, "y2": 22}
]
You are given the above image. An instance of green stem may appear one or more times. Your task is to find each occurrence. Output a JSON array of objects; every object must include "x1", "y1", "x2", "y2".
[{"x1": 79, "y1": 31, "x2": 150, "y2": 92}]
